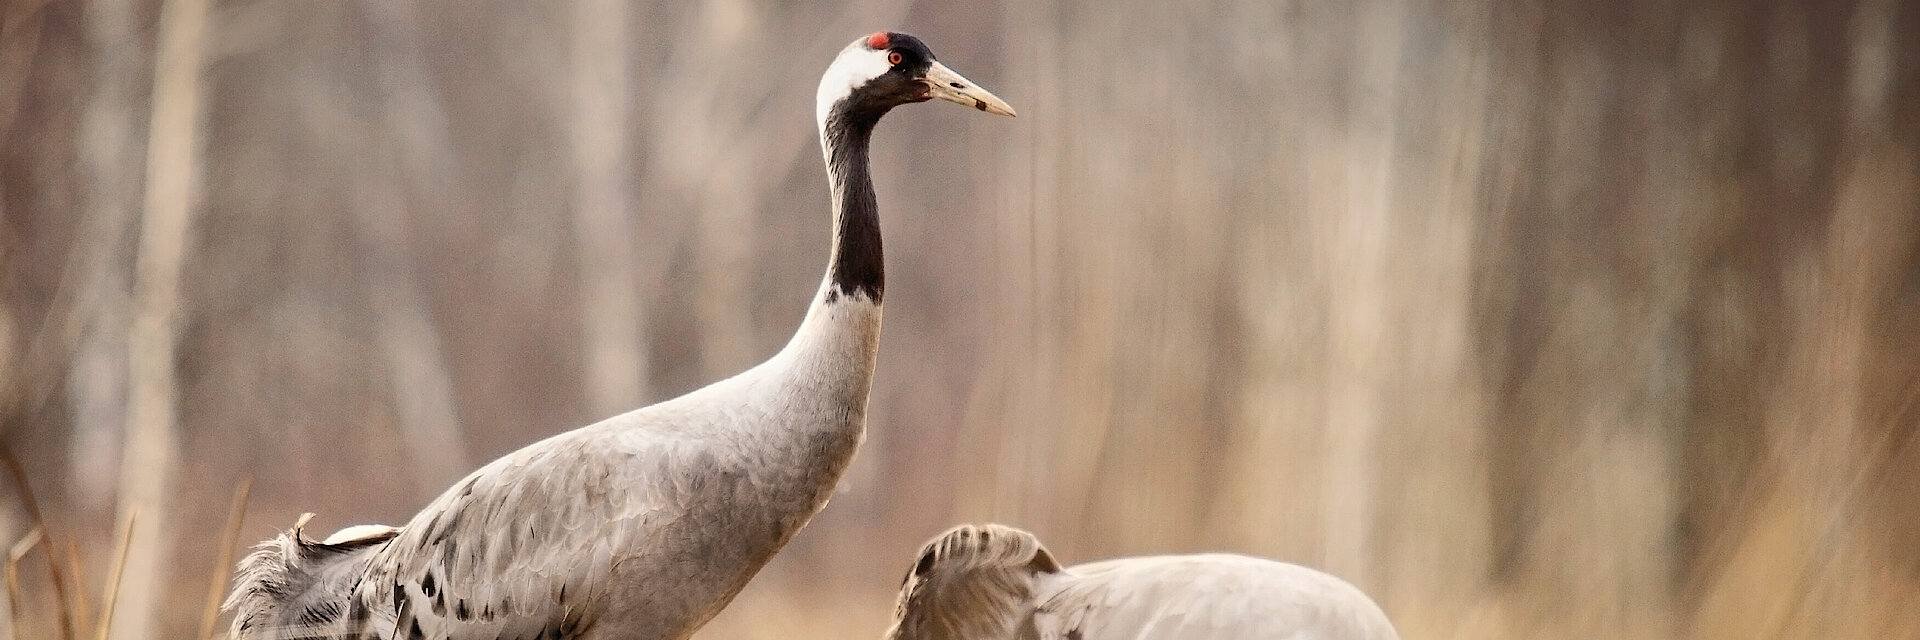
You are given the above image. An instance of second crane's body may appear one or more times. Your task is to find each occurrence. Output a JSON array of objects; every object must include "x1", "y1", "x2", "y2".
[
  {"x1": 886, "y1": 524, "x2": 1400, "y2": 640},
  {"x1": 224, "y1": 31, "x2": 1014, "y2": 640}
]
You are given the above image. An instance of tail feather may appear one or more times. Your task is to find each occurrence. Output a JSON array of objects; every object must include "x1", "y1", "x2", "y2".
[
  {"x1": 224, "y1": 514, "x2": 400, "y2": 639},
  {"x1": 886, "y1": 524, "x2": 1062, "y2": 640}
]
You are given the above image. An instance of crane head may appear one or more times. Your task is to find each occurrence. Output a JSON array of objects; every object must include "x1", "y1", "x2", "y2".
[{"x1": 817, "y1": 31, "x2": 1016, "y2": 130}]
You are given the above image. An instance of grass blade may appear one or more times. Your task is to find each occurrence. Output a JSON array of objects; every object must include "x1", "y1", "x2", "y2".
[
  {"x1": 7, "y1": 527, "x2": 44, "y2": 640},
  {"x1": 96, "y1": 510, "x2": 135, "y2": 640},
  {"x1": 197, "y1": 478, "x2": 251, "y2": 640},
  {"x1": 1, "y1": 446, "x2": 74, "y2": 640},
  {"x1": 64, "y1": 541, "x2": 91, "y2": 640}
]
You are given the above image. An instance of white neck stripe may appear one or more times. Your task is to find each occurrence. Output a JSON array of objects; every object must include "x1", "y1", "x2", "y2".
[{"x1": 816, "y1": 43, "x2": 893, "y2": 135}]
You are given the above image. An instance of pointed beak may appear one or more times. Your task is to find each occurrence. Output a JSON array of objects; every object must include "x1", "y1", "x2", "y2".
[{"x1": 923, "y1": 60, "x2": 1016, "y2": 117}]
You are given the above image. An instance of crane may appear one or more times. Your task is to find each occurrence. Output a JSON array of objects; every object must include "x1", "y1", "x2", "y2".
[
  {"x1": 885, "y1": 524, "x2": 1401, "y2": 640},
  {"x1": 224, "y1": 31, "x2": 1014, "y2": 640}
]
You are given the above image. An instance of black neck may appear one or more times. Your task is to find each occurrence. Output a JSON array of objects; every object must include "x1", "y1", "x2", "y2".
[{"x1": 822, "y1": 106, "x2": 885, "y2": 303}]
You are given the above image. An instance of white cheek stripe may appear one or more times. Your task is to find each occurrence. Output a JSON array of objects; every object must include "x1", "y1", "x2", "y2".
[{"x1": 816, "y1": 43, "x2": 895, "y2": 133}]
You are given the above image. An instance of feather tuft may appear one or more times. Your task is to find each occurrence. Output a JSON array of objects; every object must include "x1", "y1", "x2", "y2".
[
  {"x1": 223, "y1": 514, "x2": 399, "y2": 639},
  {"x1": 885, "y1": 523, "x2": 1062, "y2": 640}
]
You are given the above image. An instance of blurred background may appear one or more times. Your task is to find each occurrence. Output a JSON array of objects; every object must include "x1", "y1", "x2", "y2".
[{"x1": 3, "y1": 0, "x2": 1918, "y2": 638}]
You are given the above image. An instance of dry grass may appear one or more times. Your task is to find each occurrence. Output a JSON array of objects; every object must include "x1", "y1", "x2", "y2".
[
  {"x1": 6, "y1": 528, "x2": 43, "y2": 640},
  {"x1": 93, "y1": 510, "x2": 134, "y2": 640},
  {"x1": 2, "y1": 448, "x2": 72, "y2": 640},
  {"x1": 197, "y1": 480, "x2": 251, "y2": 640}
]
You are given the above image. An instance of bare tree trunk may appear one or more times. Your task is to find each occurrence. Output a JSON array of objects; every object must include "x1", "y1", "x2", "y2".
[
  {"x1": 569, "y1": 0, "x2": 647, "y2": 415},
  {"x1": 1317, "y1": 0, "x2": 1404, "y2": 584},
  {"x1": 0, "y1": 0, "x2": 38, "y2": 453},
  {"x1": 1715, "y1": 142, "x2": 1920, "y2": 639},
  {"x1": 653, "y1": 0, "x2": 757, "y2": 380},
  {"x1": 69, "y1": 0, "x2": 145, "y2": 515},
  {"x1": 116, "y1": 0, "x2": 210, "y2": 635},
  {"x1": 980, "y1": 0, "x2": 1071, "y2": 537},
  {"x1": 0, "y1": 1, "x2": 51, "y2": 140},
  {"x1": 1365, "y1": 7, "x2": 1495, "y2": 631},
  {"x1": 351, "y1": 0, "x2": 473, "y2": 499},
  {"x1": 646, "y1": 0, "x2": 823, "y2": 380},
  {"x1": 0, "y1": 0, "x2": 113, "y2": 463},
  {"x1": 351, "y1": 163, "x2": 471, "y2": 498}
]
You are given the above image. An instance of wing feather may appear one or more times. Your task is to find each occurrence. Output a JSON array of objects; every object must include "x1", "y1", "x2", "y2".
[{"x1": 351, "y1": 424, "x2": 684, "y2": 639}]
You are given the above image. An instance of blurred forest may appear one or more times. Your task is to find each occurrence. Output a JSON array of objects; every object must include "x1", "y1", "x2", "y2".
[{"x1": 3, "y1": 0, "x2": 1919, "y2": 638}]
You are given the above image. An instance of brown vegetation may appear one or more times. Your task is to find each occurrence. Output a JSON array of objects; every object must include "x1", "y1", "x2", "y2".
[{"x1": 3, "y1": 1, "x2": 1917, "y2": 638}]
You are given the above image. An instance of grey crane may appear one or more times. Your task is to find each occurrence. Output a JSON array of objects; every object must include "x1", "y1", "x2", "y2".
[
  {"x1": 885, "y1": 524, "x2": 1401, "y2": 640},
  {"x1": 224, "y1": 31, "x2": 1014, "y2": 640}
]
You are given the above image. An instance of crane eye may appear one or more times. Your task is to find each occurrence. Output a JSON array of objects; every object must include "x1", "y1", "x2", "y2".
[{"x1": 887, "y1": 50, "x2": 903, "y2": 65}]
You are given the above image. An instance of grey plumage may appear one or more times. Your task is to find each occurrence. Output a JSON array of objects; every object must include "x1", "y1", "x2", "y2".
[
  {"x1": 230, "y1": 340, "x2": 879, "y2": 640},
  {"x1": 886, "y1": 524, "x2": 1402, "y2": 640},
  {"x1": 223, "y1": 31, "x2": 1013, "y2": 640},
  {"x1": 224, "y1": 515, "x2": 399, "y2": 638}
]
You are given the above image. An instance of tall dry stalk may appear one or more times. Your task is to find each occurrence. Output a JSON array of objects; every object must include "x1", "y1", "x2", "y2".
[
  {"x1": 117, "y1": 0, "x2": 211, "y2": 635},
  {"x1": 63, "y1": 542, "x2": 91, "y2": 640}
]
